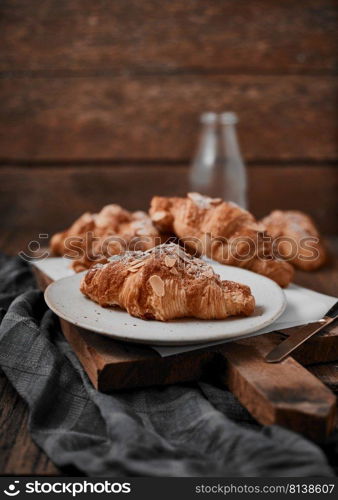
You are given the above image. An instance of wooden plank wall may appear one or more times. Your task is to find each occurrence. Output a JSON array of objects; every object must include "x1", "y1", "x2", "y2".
[{"x1": 0, "y1": 0, "x2": 337, "y2": 245}]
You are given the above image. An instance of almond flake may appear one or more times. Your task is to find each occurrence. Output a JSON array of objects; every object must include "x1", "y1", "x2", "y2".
[
  {"x1": 176, "y1": 247, "x2": 191, "y2": 262},
  {"x1": 188, "y1": 192, "x2": 222, "y2": 209},
  {"x1": 129, "y1": 261, "x2": 145, "y2": 269},
  {"x1": 128, "y1": 259, "x2": 141, "y2": 266},
  {"x1": 203, "y1": 268, "x2": 214, "y2": 278},
  {"x1": 164, "y1": 256, "x2": 177, "y2": 268},
  {"x1": 151, "y1": 211, "x2": 167, "y2": 222},
  {"x1": 170, "y1": 267, "x2": 179, "y2": 275},
  {"x1": 209, "y1": 198, "x2": 222, "y2": 205},
  {"x1": 148, "y1": 275, "x2": 165, "y2": 297},
  {"x1": 187, "y1": 192, "x2": 205, "y2": 205}
]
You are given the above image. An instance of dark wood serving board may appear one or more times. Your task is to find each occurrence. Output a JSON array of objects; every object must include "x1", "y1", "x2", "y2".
[{"x1": 34, "y1": 266, "x2": 338, "y2": 442}]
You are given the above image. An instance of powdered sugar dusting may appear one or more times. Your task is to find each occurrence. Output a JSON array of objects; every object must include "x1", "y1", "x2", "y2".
[{"x1": 94, "y1": 242, "x2": 220, "y2": 280}]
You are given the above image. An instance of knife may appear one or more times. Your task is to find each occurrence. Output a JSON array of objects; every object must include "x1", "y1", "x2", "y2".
[{"x1": 265, "y1": 301, "x2": 338, "y2": 363}]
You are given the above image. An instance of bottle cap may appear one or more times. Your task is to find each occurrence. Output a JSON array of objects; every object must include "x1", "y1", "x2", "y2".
[
  {"x1": 220, "y1": 112, "x2": 238, "y2": 125},
  {"x1": 200, "y1": 112, "x2": 217, "y2": 124}
]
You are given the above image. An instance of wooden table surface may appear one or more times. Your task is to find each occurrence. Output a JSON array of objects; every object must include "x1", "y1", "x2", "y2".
[{"x1": 0, "y1": 232, "x2": 337, "y2": 476}]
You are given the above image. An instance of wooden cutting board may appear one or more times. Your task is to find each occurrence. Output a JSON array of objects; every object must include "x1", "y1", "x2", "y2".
[{"x1": 34, "y1": 266, "x2": 338, "y2": 442}]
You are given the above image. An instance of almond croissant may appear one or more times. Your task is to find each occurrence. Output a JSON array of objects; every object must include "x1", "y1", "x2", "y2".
[
  {"x1": 260, "y1": 210, "x2": 326, "y2": 271},
  {"x1": 80, "y1": 243, "x2": 255, "y2": 321},
  {"x1": 50, "y1": 204, "x2": 166, "y2": 272},
  {"x1": 149, "y1": 193, "x2": 293, "y2": 287}
]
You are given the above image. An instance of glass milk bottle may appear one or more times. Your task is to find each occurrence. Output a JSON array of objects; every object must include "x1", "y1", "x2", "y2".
[
  {"x1": 219, "y1": 112, "x2": 248, "y2": 209},
  {"x1": 189, "y1": 112, "x2": 220, "y2": 197}
]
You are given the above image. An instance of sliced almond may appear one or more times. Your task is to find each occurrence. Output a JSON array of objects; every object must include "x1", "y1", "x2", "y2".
[
  {"x1": 128, "y1": 260, "x2": 141, "y2": 267},
  {"x1": 187, "y1": 192, "x2": 206, "y2": 205},
  {"x1": 151, "y1": 211, "x2": 167, "y2": 222},
  {"x1": 128, "y1": 260, "x2": 146, "y2": 272},
  {"x1": 203, "y1": 268, "x2": 214, "y2": 278},
  {"x1": 170, "y1": 267, "x2": 179, "y2": 275},
  {"x1": 128, "y1": 267, "x2": 143, "y2": 272},
  {"x1": 130, "y1": 261, "x2": 145, "y2": 268},
  {"x1": 176, "y1": 246, "x2": 191, "y2": 262},
  {"x1": 164, "y1": 255, "x2": 177, "y2": 268},
  {"x1": 148, "y1": 275, "x2": 165, "y2": 297},
  {"x1": 188, "y1": 192, "x2": 222, "y2": 208},
  {"x1": 209, "y1": 198, "x2": 222, "y2": 206}
]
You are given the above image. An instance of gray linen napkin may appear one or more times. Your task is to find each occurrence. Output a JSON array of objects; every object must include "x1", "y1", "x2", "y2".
[{"x1": 0, "y1": 254, "x2": 335, "y2": 476}]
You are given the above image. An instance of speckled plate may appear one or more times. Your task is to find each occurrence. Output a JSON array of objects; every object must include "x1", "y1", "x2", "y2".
[{"x1": 44, "y1": 263, "x2": 286, "y2": 346}]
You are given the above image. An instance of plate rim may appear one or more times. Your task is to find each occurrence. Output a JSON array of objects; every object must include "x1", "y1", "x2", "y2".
[{"x1": 44, "y1": 265, "x2": 287, "y2": 346}]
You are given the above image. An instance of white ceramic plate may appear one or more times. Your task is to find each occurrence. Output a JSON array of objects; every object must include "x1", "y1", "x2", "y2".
[{"x1": 44, "y1": 263, "x2": 286, "y2": 346}]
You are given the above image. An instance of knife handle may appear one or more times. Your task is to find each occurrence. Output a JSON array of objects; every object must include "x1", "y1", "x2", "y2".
[{"x1": 326, "y1": 301, "x2": 338, "y2": 319}]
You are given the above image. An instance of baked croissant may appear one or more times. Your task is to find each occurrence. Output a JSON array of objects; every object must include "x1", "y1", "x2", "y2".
[
  {"x1": 149, "y1": 193, "x2": 294, "y2": 287},
  {"x1": 80, "y1": 243, "x2": 255, "y2": 321},
  {"x1": 50, "y1": 204, "x2": 166, "y2": 272},
  {"x1": 260, "y1": 210, "x2": 326, "y2": 271}
]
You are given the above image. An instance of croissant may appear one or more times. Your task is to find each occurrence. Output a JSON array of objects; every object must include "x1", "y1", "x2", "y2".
[
  {"x1": 50, "y1": 211, "x2": 96, "y2": 256},
  {"x1": 50, "y1": 204, "x2": 166, "y2": 272},
  {"x1": 80, "y1": 243, "x2": 255, "y2": 321},
  {"x1": 149, "y1": 193, "x2": 293, "y2": 287},
  {"x1": 260, "y1": 210, "x2": 326, "y2": 271}
]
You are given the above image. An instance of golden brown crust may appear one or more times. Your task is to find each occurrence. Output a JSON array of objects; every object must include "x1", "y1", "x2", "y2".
[
  {"x1": 50, "y1": 204, "x2": 167, "y2": 271},
  {"x1": 50, "y1": 212, "x2": 96, "y2": 256},
  {"x1": 149, "y1": 193, "x2": 294, "y2": 287},
  {"x1": 261, "y1": 210, "x2": 327, "y2": 271},
  {"x1": 80, "y1": 243, "x2": 255, "y2": 321}
]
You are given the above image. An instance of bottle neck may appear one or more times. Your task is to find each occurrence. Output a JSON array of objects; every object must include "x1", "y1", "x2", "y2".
[
  {"x1": 221, "y1": 123, "x2": 243, "y2": 161},
  {"x1": 196, "y1": 121, "x2": 217, "y2": 168}
]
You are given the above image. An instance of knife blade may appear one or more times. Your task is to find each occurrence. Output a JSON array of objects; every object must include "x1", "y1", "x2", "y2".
[{"x1": 265, "y1": 300, "x2": 338, "y2": 363}]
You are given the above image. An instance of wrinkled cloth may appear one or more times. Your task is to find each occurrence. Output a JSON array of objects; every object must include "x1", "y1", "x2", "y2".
[{"x1": 0, "y1": 253, "x2": 335, "y2": 477}]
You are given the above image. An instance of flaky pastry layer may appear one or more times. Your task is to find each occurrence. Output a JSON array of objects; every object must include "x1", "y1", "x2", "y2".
[{"x1": 80, "y1": 243, "x2": 255, "y2": 321}]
